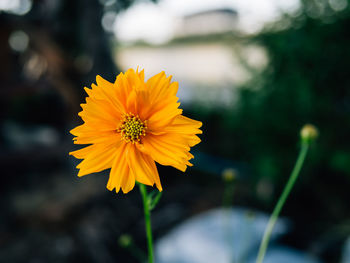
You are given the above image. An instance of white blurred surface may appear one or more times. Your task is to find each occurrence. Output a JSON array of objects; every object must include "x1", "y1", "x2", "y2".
[
  {"x1": 154, "y1": 207, "x2": 304, "y2": 263},
  {"x1": 342, "y1": 237, "x2": 350, "y2": 263},
  {"x1": 155, "y1": 208, "x2": 321, "y2": 263}
]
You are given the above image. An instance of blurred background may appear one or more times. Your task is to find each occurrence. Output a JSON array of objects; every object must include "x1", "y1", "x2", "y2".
[{"x1": 1, "y1": 0, "x2": 350, "y2": 262}]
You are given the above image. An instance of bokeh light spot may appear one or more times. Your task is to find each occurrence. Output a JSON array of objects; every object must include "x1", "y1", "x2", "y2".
[
  {"x1": 329, "y1": 0, "x2": 348, "y2": 12},
  {"x1": 8, "y1": 30, "x2": 29, "y2": 52}
]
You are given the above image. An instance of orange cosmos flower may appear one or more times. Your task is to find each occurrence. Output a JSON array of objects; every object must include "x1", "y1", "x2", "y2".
[{"x1": 70, "y1": 69, "x2": 202, "y2": 194}]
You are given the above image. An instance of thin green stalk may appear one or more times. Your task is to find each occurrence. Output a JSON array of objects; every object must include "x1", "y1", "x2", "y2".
[
  {"x1": 223, "y1": 181, "x2": 235, "y2": 209},
  {"x1": 256, "y1": 142, "x2": 309, "y2": 263},
  {"x1": 139, "y1": 184, "x2": 154, "y2": 263},
  {"x1": 222, "y1": 180, "x2": 235, "y2": 262},
  {"x1": 118, "y1": 234, "x2": 147, "y2": 262}
]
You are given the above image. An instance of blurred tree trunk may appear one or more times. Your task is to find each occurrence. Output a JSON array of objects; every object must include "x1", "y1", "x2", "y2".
[
  {"x1": 55, "y1": 0, "x2": 118, "y2": 84},
  {"x1": 0, "y1": 0, "x2": 121, "y2": 125}
]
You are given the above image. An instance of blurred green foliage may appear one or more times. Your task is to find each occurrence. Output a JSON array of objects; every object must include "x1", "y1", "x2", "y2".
[
  {"x1": 236, "y1": 1, "x2": 350, "y2": 182},
  {"x1": 193, "y1": 0, "x2": 350, "y2": 206},
  {"x1": 189, "y1": 3, "x2": 350, "y2": 257}
]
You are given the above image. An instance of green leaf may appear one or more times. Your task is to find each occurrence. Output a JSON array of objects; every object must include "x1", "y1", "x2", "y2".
[{"x1": 149, "y1": 191, "x2": 163, "y2": 211}]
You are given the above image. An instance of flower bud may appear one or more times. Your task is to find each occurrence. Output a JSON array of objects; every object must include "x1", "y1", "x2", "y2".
[
  {"x1": 118, "y1": 234, "x2": 132, "y2": 248},
  {"x1": 300, "y1": 124, "x2": 318, "y2": 143},
  {"x1": 222, "y1": 168, "x2": 237, "y2": 182}
]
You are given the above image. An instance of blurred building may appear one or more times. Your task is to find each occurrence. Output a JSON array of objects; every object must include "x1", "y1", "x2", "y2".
[
  {"x1": 175, "y1": 8, "x2": 238, "y2": 38},
  {"x1": 116, "y1": 8, "x2": 267, "y2": 107}
]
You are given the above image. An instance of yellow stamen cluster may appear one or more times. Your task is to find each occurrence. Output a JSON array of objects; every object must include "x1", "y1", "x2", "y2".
[{"x1": 117, "y1": 113, "x2": 147, "y2": 143}]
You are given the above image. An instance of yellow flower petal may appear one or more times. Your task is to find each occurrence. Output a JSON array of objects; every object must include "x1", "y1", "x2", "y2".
[
  {"x1": 162, "y1": 115, "x2": 202, "y2": 147},
  {"x1": 146, "y1": 71, "x2": 177, "y2": 103},
  {"x1": 75, "y1": 140, "x2": 122, "y2": 177},
  {"x1": 71, "y1": 127, "x2": 120, "y2": 145},
  {"x1": 92, "y1": 77, "x2": 125, "y2": 114},
  {"x1": 107, "y1": 143, "x2": 129, "y2": 193},
  {"x1": 128, "y1": 144, "x2": 162, "y2": 191},
  {"x1": 69, "y1": 68, "x2": 202, "y2": 194},
  {"x1": 142, "y1": 133, "x2": 192, "y2": 170},
  {"x1": 121, "y1": 166, "x2": 135, "y2": 193}
]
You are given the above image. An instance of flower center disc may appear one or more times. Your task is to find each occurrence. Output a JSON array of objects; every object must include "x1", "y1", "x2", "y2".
[{"x1": 118, "y1": 114, "x2": 147, "y2": 143}]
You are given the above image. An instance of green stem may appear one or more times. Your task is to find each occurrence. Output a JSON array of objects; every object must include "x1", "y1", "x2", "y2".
[
  {"x1": 139, "y1": 184, "x2": 154, "y2": 263},
  {"x1": 223, "y1": 182, "x2": 235, "y2": 209},
  {"x1": 222, "y1": 182, "x2": 235, "y2": 262},
  {"x1": 256, "y1": 142, "x2": 309, "y2": 263}
]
